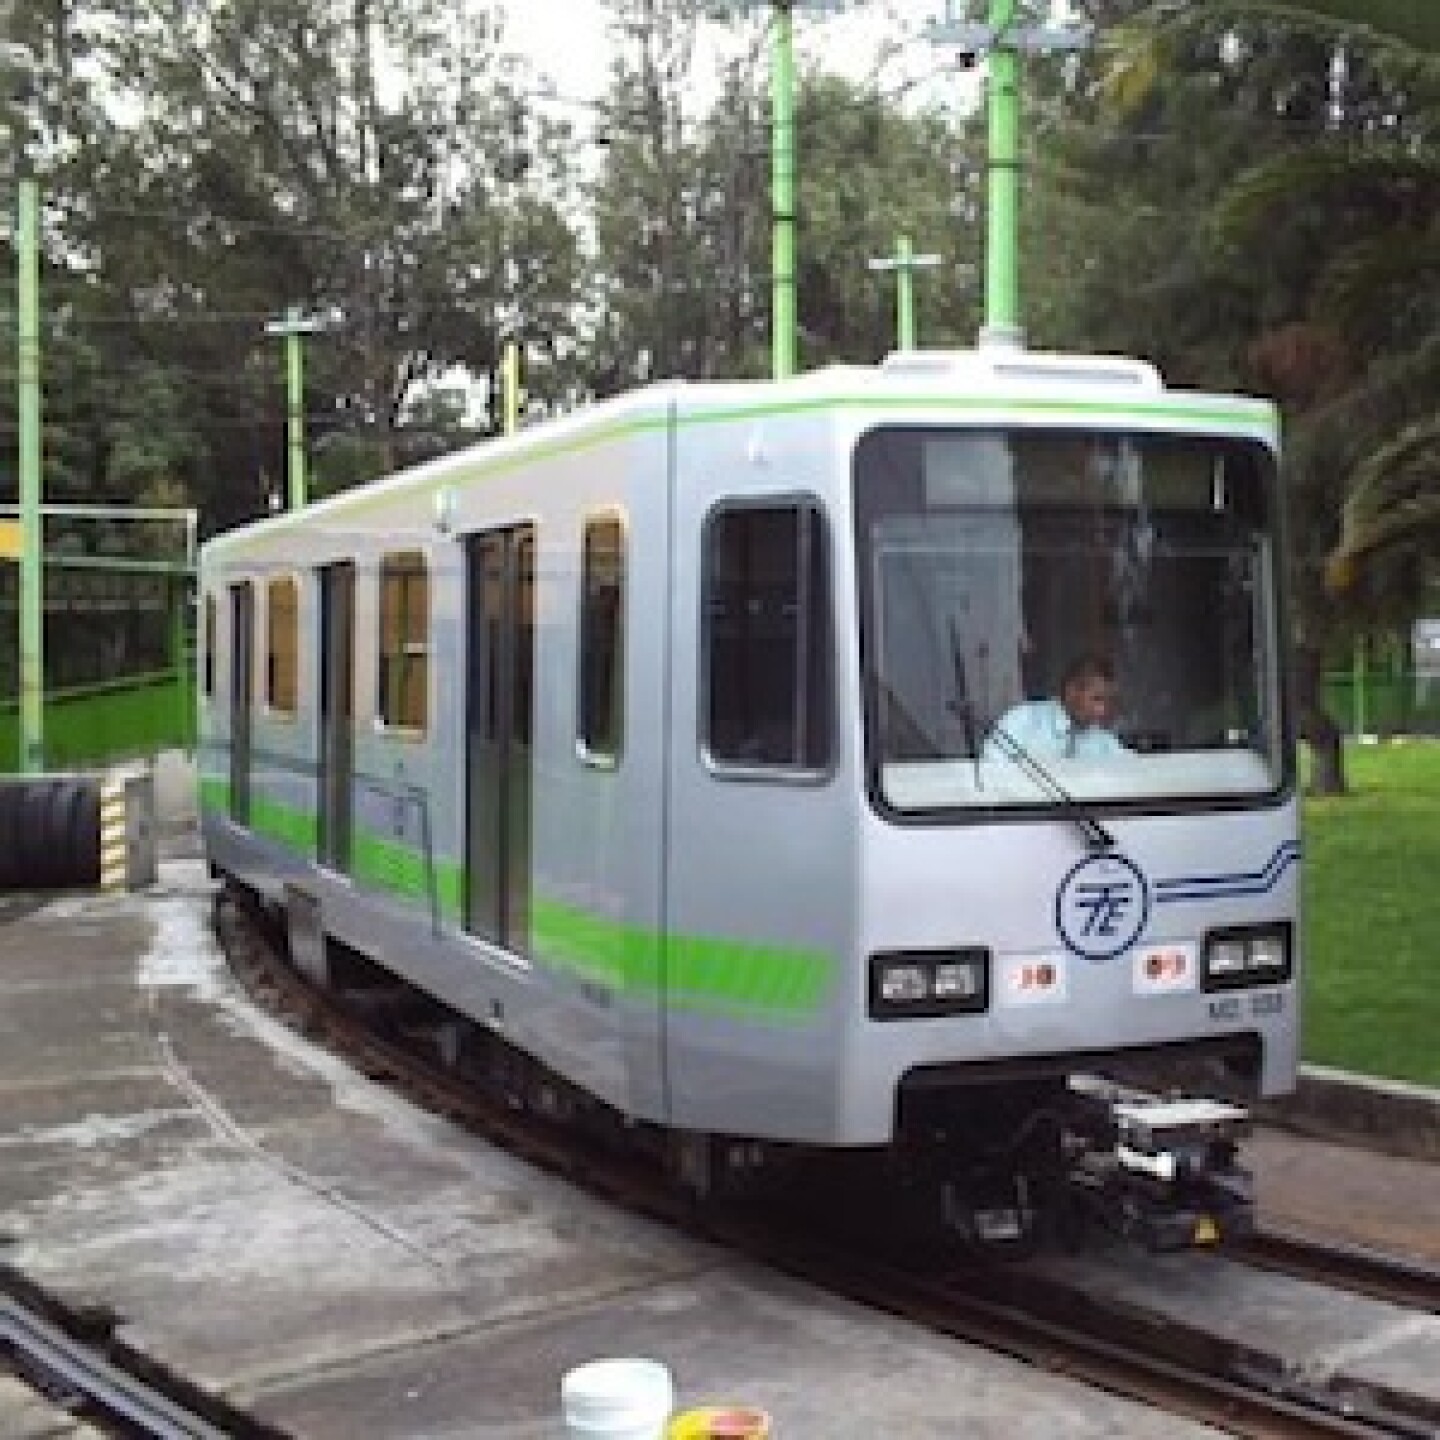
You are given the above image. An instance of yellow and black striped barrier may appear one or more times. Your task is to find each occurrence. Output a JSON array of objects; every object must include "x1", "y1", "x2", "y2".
[{"x1": 99, "y1": 772, "x2": 130, "y2": 892}]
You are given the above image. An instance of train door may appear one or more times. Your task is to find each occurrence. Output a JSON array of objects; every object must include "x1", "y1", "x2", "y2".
[
  {"x1": 229, "y1": 581, "x2": 253, "y2": 825},
  {"x1": 317, "y1": 562, "x2": 354, "y2": 870},
  {"x1": 464, "y1": 526, "x2": 535, "y2": 951}
]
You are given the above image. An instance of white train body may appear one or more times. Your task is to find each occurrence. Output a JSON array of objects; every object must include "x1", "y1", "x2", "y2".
[{"x1": 199, "y1": 350, "x2": 1298, "y2": 1156}]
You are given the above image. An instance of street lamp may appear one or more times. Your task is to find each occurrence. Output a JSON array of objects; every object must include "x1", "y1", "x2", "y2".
[{"x1": 868, "y1": 233, "x2": 942, "y2": 350}]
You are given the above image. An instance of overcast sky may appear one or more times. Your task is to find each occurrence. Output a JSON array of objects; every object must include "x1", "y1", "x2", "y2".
[{"x1": 499, "y1": 1, "x2": 976, "y2": 118}]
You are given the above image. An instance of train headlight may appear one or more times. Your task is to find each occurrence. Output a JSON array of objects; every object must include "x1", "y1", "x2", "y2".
[
  {"x1": 1206, "y1": 938, "x2": 1248, "y2": 978},
  {"x1": 869, "y1": 949, "x2": 989, "y2": 1020},
  {"x1": 1202, "y1": 925, "x2": 1292, "y2": 991},
  {"x1": 878, "y1": 963, "x2": 929, "y2": 1004}
]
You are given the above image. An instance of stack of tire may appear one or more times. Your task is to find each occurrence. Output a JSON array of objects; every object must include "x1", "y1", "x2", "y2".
[{"x1": 0, "y1": 778, "x2": 101, "y2": 890}]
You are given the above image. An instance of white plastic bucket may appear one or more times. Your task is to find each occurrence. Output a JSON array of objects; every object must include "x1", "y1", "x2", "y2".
[{"x1": 561, "y1": 1357, "x2": 675, "y2": 1440}]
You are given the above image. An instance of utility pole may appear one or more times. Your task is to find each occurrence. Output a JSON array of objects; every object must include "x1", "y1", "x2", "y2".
[
  {"x1": 501, "y1": 339, "x2": 522, "y2": 436},
  {"x1": 867, "y1": 233, "x2": 942, "y2": 350},
  {"x1": 927, "y1": 2, "x2": 1087, "y2": 345},
  {"x1": 15, "y1": 175, "x2": 44, "y2": 773},
  {"x1": 264, "y1": 307, "x2": 327, "y2": 510}
]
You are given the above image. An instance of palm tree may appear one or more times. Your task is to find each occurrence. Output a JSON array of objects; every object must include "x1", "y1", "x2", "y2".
[
  {"x1": 1203, "y1": 2, "x2": 1440, "y2": 55},
  {"x1": 1108, "y1": 0, "x2": 1440, "y2": 788}
]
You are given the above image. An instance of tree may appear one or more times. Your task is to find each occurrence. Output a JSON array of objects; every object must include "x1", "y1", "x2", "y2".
[
  {"x1": 583, "y1": 0, "x2": 763, "y2": 389},
  {"x1": 584, "y1": 1, "x2": 981, "y2": 386},
  {"x1": 4, "y1": 0, "x2": 589, "y2": 531}
]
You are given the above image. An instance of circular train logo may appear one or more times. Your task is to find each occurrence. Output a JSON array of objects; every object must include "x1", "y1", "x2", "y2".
[{"x1": 1055, "y1": 853, "x2": 1151, "y2": 961}]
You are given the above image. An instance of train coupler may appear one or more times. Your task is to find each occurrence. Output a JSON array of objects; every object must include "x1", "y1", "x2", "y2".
[{"x1": 1065, "y1": 1084, "x2": 1254, "y2": 1251}]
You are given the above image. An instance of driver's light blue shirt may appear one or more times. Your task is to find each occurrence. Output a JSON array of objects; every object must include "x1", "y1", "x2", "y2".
[{"x1": 984, "y1": 699, "x2": 1128, "y2": 761}]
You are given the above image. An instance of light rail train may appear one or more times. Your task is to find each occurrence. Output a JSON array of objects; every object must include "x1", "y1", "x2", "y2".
[{"x1": 199, "y1": 346, "x2": 1299, "y2": 1248}]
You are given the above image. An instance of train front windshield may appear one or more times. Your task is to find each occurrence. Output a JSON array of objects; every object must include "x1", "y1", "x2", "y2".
[{"x1": 854, "y1": 427, "x2": 1286, "y2": 814}]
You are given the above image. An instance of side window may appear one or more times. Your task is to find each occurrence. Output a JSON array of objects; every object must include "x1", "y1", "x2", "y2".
[
  {"x1": 578, "y1": 515, "x2": 625, "y2": 762},
  {"x1": 266, "y1": 575, "x2": 299, "y2": 715},
  {"x1": 379, "y1": 551, "x2": 429, "y2": 732},
  {"x1": 704, "y1": 501, "x2": 832, "y2": 771},
  {"x1": 202, "y1": 591, "x2": 217, "y2": 699}
]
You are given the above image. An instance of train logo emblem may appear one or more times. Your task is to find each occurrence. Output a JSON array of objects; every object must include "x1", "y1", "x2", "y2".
[{"x1": 1055, "y1": 853, "x2": 1150, "y2": 960}]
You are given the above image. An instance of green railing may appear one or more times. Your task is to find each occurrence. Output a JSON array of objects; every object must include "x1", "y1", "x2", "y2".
[
  {"x1": 1322, "y1": 671, "x2": 1440, "y2": 738},
  {"x1": 0, "y1": 666, "x2": 194, "y2": 772}
]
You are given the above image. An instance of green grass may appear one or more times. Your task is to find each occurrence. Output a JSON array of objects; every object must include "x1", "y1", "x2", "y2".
[{"x1": 1302, "y1": 741, "x2": 1440, "y2": 1087}]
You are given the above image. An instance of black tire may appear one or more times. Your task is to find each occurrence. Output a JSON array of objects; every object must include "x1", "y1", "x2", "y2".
[
  {"x1": 0, "y1": 783, "x2": 21, "y2": 891},
  {"x1": 43, "y1": 781, "x2": 74, "y2": 889},
  {"x1": 18, "y1": 783, "x2": 52, "y2": 889},
  {"x1": 72, "y1": 780, "x2": 101, "y2": 887}
]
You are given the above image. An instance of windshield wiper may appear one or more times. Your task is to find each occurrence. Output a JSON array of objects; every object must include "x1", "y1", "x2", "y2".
[
  {"x1": 947, "y1": 619, "x2": 982, "y2": 789},
  {"x1": 983, "y1": 723, "x2": 1116, "y2": 852}
]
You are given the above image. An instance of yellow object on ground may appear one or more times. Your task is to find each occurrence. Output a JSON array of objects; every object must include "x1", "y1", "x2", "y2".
[{"x1": 666, "y1": 1407, "x2": 771, "y2": 1439}]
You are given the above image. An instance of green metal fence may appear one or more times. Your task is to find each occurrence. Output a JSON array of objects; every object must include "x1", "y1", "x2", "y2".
[
  {"x1": 0, "y1": 504, "x2": 197, "y2": 776},
  {"x1": 1322, "y1": 670, "x2": 1440, "y2": 738}
]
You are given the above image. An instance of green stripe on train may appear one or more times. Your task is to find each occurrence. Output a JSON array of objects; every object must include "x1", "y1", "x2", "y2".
[
  {"x1": 205, "y1": 790, "x2": 832, "y2": 1021},
  {"x1": 532, "y1": 897, "x2": 832, "y2": 1022},
  {"x1": 352, "y1": 830, "x2": 464, "y2": 919},
  {"x1": 252, "y1": 794, "x2": 319, "y2": 853}
]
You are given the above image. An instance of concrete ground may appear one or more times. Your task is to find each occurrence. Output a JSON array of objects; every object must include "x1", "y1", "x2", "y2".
[
  {"x1": 0, "y1": 861, "x2": 1230, "y2": 1439},
  {"x1": 1, "y1": 757, "x2": 1435, "y2": 1438}
]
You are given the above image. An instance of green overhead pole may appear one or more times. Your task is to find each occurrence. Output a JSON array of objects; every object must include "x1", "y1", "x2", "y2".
[
  {"x1": 926, "y1": 3, "x2": 1087, "y2": 346},
  {"x1": 265, "y1": 306, "x2": 326, "y2": 510},
  {"x1": 985, "y1": 0, "x2": 1021, "y2": 342},
  {"x1": 867, "y1": 233, "x2": 942, "y2": 350},
  {"x1": 895, "y1": 234, "x2": 918, "y2": 350},
  {"x1": 284, "y1": 317, "x2": 306, "y2": 509},
  {"x1": 16, "y1": 175, "x2": 44, "y2": 774},
  {"x1": 716, "y1": 1, "x2": 858, "y2": 377},
  {"x1": 772, "y1": 0, "x2": 797, "y2": 379}
]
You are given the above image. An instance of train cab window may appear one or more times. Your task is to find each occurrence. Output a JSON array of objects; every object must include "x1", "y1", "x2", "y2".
[
  {"x1": 202, "y1": 592, "x2": 217, "y2": 700},
  {"x1": 379, "y1": 550, "x2": 429, "y2": 732},
  {"x1": 703, "y1": 501, "x2": 832, "y2": 772},
  {"x1": 579, "y1": 515, "x2": 625, "y2": 763},
  {"x1": 265, "y1": 576, "x2": 299, "y2": 715},
  {"x1": 855, "y1": 427, "x2": 1286, "y2": 812}
]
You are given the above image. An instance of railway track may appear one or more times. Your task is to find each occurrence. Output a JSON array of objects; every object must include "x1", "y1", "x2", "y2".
[
  {"x1": 1, "y1": 1269, "x2": 281, "y2": 1439},
  {"x1": 215, "y1": 885, "x2": 1440, "y2": 1440},
  {"x1": 1235, "y1": 1228, "x2": 1440, "y2": 1315},
  {"x1": 757, "y1": 1247, "x2": 1440, "y2": 1440}
]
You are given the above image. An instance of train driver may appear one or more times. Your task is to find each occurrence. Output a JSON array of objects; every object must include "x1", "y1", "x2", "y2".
[{"x1": 984, "y1": 651, "x2": 1131, "y2": 762}]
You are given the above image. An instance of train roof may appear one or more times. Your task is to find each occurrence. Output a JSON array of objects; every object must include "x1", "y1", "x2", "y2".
[{"x1": 203, "y1": 347, "x2": 1278, "y2": 556}]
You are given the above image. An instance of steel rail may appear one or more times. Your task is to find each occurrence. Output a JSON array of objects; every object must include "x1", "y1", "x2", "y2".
[
  {"x1": 2, "y1": 1293, "x2": 236, "y2": 1439},
  {"x1": 735, "y1": 1242, "x2": 1417, "y2": 1440},
  {"x1": 1240, "y1": 1226, "x2": 1440, "y2": 1314}
]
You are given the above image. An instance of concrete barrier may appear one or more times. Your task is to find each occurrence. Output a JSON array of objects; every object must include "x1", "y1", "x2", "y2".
[{"x1": 1261, "y1": 1064, "x2": 1440, "y2": 1162}]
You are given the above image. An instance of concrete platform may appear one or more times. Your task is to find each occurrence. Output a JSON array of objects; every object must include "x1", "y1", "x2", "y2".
[{"x1": 1, "y1": 863, "x2": 1236, "y2": 1439}]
